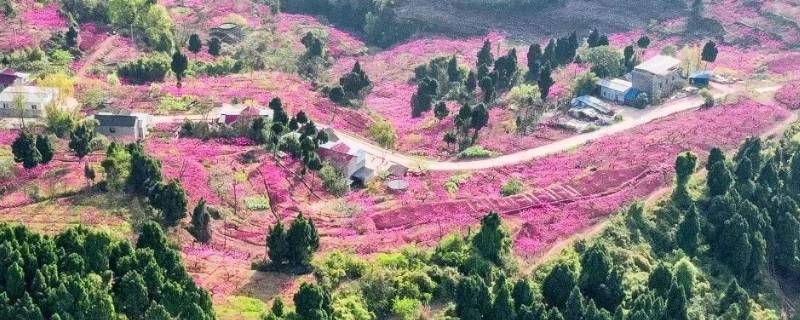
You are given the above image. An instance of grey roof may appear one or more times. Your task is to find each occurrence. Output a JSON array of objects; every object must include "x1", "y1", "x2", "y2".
[
  {"x1": 571, "y1": 95, "x2": 613, "y2": 115},
  {"x1": 635, "y1": 55, "x2": 681, "y2": 76},
  {"x1": 597, "y1": 78, "x2": 633, "y2": 92},
  {"x1": 95, "y1": 114, "x2": 137, "y2": 127},
  {"x1": 352, "y1": 167, "x2": 374, "y2": 181}
]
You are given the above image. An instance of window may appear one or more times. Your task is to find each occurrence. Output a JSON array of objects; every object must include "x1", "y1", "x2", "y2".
[
  {"x1": 1, "y1": 103, "x2": 6, "y2": 109},
  {"x1": 109, "y1": 127, "x2": 116, "y2": 133},
  {"x1": 31, "y1": 105, "x2": 37, "y2": 110}
]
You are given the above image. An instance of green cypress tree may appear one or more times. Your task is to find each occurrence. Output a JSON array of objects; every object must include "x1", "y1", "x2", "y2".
[
  {"x1": 267, "y1": 220, "x2": 289, "y2": 265},
  {"x1": 564, "y1": 287, "x2": 585, "y2": 320},
  {"x1": 190, "y1": 198, "x2": 211, "y2": 243},
  {"x1": 492, "y1": 278, "x2": 516, "y2": 320},
  {"x1": 478, "y1": 40, "x2": 493, "y2": 67},
  {"x1": 543, "y1": 262, "x2": 578, "y2": 308},
  {"x1": 664, "y1": 282, "x2": 688, "y2": 320},
  {"x1": 648, "y1": 263, "x2": 673, "y2": 297},
  {"x1": 149, "y1": 180, "x2": 188, "y2": 226},
  {"x1": 35, "y1": 134, "x2": 54, "y2": 164},
  {"x1": 707, "y1": 161, "x2": 733, "y2": 197},
  {"x1": 69, "y1": 122, "x2": 95, "y2": 160},
  {"x1": 11, "y1": 131, "x2": 42, "y2": 168},
  {"x1": 286, "y1": 214, "x2": 320, "y2": 268},
  {"x1": 512, "y1": 279, "x2": 534, "y2": 311},
  {"x1": 676, "y1": 205, "x2": 701, "y2": 256},
  {"x1": 706, "y1": 147, "x2": 724, "y2": 171},
  {"x1": 294, "y1": 282, "x2": 332, "y2": 320},
  {"x1": 471, "y1": 212, "x2": 510, "y2": 265}
]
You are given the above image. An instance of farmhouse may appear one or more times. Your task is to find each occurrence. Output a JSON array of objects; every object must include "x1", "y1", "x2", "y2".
[
  {"x1": 631, "y1": 55, "x2": 683, "y2": 99},
  {"x1": 217, "y1": 104, "x2": 273, "y2": 125},
  {"x1": 597, "y1": 78, "x2": 636, "y2": 104},
  {"x1": 0, "y1": 86, "x2": 58, "y2": 117},
  {"x1": 317, "y1": 141, "x2": 373, "y2": 186},
  {"x1": 94, "y1": 109, "x2": 152, "y2": 140}
]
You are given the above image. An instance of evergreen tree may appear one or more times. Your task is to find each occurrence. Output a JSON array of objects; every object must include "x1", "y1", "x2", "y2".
[
  {"x1": 701, "y1": 41, "x2": 718, "y2": 66},
  {"x1": 543, "y1": 262, "x2": 578, "y2": 308},
  {"x1": 411, "y1": 78, "x2": 438, "y2": 117},
  {"x1": 35, "y1": 134, "x2": 54, "y2": 164},
  {"x1": 720, "y1": 279, "x2": 750, "y2": 317},
  {"x1": 466, "y1": 70, "x2": 477, "y2": 93},
  {"x1": 648, "y1": 263, "x2": 673, "y2": 296},
  {"x1": 706, "y1": 147, "x2": 725, "y2": 171},
  {"x1": 717, "y1": 214, "x2": 752, "y2": 278},
  {"x1": 471, "y1": 212, "x2": 510, "y2": 265},
  {"x1": 149, "y1": 180, "x2": 188, "y2": 226},
  {"x1": 69, "y1": 122, "x2": 95, "y2": 160},
  {"x1": 707, "y1": 161, "x2": 733, "y2": 197},
  {"x1": 115, "y1": 271, "x2": 149, "y2": 318},
  {"x1": 526, "y1": 43, "x2": 542, "y2": 81},
  {"x1": 188, "y1": 34, "x2": 202, "y2": 54},
  {"x1": 294, "y1": 283, "x2": 333, "y2": 320},
  {"x1": 664, "y1": 282, "x2": 688, "y2": 320},
  {"x1": 512, "y1": 279, "x2": 534, "y2": 311},
  {"x1": 328, "y1": 86, "x2": 346, "y2": 105},
  {"x1": 448, "y1": 55, "x2": 461, "y2": 82},
  {"x1": 11, "y1": 131, "x2": 42, "y2": 168},
  {"x1": 267, "y1": 220, "x2": 289, "y2": 265},
  {"x1": 286, "y1": 214, "x2": 320, "y2": 268},
  {"x1": 676, "y1": 205, "x2": 701, "y2": 256},
  {"x1": 478, "y1": 40, "x2": 494, "y2": 67},
  {"x1": 65, "y1": 26, "x2": 79, "y2": 49},
  {"x1": 675, "y1": 152, "x2": 698, "y2": 185},
  {"x1": 455, "y1": 275, "x2": 491, "y2": 320},
  {"x1": 538, "y1": 64, "x2": 554, "y2": 99},
  {"x1": 637, "y1": 36, "x2": 651, "y2": 50},
  {"x1": 250, "y1": 117, "x2": 268, "y2": 144},
  {"x1": 190, "y1": 198, "x2": 211, "y2": 243},
  {"x1": 434, "y1": 101, "x2": 449, "y2": 120},
  {"x1": 492, "y1": 278, "x2": 516, "y2": 320},
  {"x1": 127, "y1": 144, "x2": 163, "y2": 196},
  {"x1": 207, "y1": 37, "x2": 221, "y2": 56},
  {"x1": 340, "y1": 61, "x2": 371, "y2": 98},
  {"x1": 479, "y1": 76, "x2": 495, "y2": 103},
  {"x1": 564, "y1": 287, "x2": 585, "y2": 320},
  {"x1": 587, "y1": 28, "x2": 600, "y2": 48},
  {"x1": 170, "y1": 50, "x2": 188, "y2": 87}
]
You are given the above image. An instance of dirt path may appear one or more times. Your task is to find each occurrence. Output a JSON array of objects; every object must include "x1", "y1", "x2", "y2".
[{"x1": 76, "y1": 35, "x2": 119, "y2": 78}]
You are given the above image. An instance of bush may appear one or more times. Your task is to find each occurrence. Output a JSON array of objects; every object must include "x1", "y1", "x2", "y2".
[
  {"x1": 392, "y1": 298, "x2": 423, "y2": 320},
  {"x1": 157, "y1": 95, "x2": 196, "y2": 114},
  {"x1": 457, "y1": 145, "x2": 494, "y2": 159},
  {"x1": 244, "y1": 196, "x2": 270, "y2": 210},
  {"x1": 117, "y1": 55, "x2": 170, "y2": 84},
  {"x1": 367, "y1": 119, "x2": 396, "y2": 149},
  {"x1": 500, "y1": 178, "x2": 524, "y2": 196},
  {"x1": 699, "y1": 88, "x2": 714, "y2": 107},
  {"x1": 313, "y1": 251, "x2": 370, "y2": 288},
  {"x1": 319, "y1": 163, "x2": 351, "y2": 197}
]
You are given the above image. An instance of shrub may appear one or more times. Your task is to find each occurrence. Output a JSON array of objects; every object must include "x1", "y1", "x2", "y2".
[
  {"x1": 392, "y1": 298, "x2": 422, "y2": 320},
  {"x1": 319, "y1": 163, "x2": 351, "y2": 197},
  {"x1": 244, "y1": 196, "x2": 270, "y2": 210},
  {"x1": 157, "y1": 95, "x2": 196, "y2": 114},
  {"x1": 699, "y1": 88, "x2": 714, "y2": 107},
  {"x1": 313, "y1": 251, "x2": 370, "y2": 288},
  {"x1": 367, "y1": 119, "x2": 396, "y2": 149},
  {"x1": 444, "y1": 173, "x2": 471, "y2": 194},
  {"x1": 500, "y1": 178, "x2": 524, "y2": 196},
  {"x1": 457, "y1": 145, "x2": 494, "y2": 159},
  {"x1": 117, "y1": 55, "x2": 170, "y2": 84}
]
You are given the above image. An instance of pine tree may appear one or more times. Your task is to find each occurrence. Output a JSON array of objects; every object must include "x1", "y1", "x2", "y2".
[
  {"x1": 170, "y1": 50, "x2": 188, "y2": 87},
  {"x1": 648, "y1": 263, "x2": 673, "y2": 296},
  {"x1": 707, "y1": 161, "x2": 733, "y2": 197},
  {"x1": 706, "y1": 147, "x2": 725, "y2": 171},
  {"x1": 294, "y1": 283, "x2": 333, "y2": 320},
  {"x1": 676, "y1": 205, "x2": 701, "y2": 256},
  {"x1": 564, "y1": 287, "x2": 585, "y2": 320},
  {"x1": 188, "y1": 34, "x2": 202, "y2": 54},
  {"x1": 664, "y1": 282, "x2": 688, "y2": 320},
  {"x1": 543, "y1": 262, "x2": 578, "y2": 308},
  {"x1": 492, "y1": 278, "x2": 516, "y2": 320},
  {"x1": 448, "y1": 55, "x2": 461, "y2": 82},
  {"x1": 267, "y1": 220, "x2": 289, "y2": 265},
  {"x1": 512, "y1": 279, "x2": 534, "y2": 311},
  {"x1": 538, "y1": 64, "x2": 554, "y2": 99},
  {"x1": 637, "y1": 36, "x2": 651, "y2": 50},
  {"x1": 434, "y1": 101, "x2": 449, "y2": 120},
  {"x1": 466, "y1": 70, "x2": 477, "y2": 93},
  {"x1": 720, "y1": 279, "x2": 750, "y2": 317},
  {"x1": 472, "y1": 212, "x2": 510, "y2": 265},
  {"x1": 478, "y1": 40, "x2": 494, "y2": 67},
  {"x1": 69, "y1": 122, "x2": 95, "y2": 160},
  {"x1": 190, "y1": 198, "x2": 211, "y2": 243},
  {"x1": 207, "y1": 37, "x2": 221, "y2": 56},
  {"x1": 11, "y1": 131, "x2": 42, "y2": 168},
  {"x1": 286, "y1": 214, "x2": 320, "y2": 268},
  {"x1": 149, "y1": 180, "x2": 188, "y2": 226},
  {"x1": 701, "y1": 41, "x2": 718, "y2": 66}
]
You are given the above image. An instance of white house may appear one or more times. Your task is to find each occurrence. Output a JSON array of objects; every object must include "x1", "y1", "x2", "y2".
[
  {"x1": 597, "y1": 78, "x2": 634, "y2": 104},
  {"x1": 94, "y1": 109, "x2": 152, "y2": 140},
  {"x1": 631, "y1": 55, "x2": 683, "y2": 99},
  {"x1": 0, "y1": 86, "x2": 58, "y2": 118},
  {"x1": 317, "y1": 141, "x2": 373, "y2": 185},
  {"x1": 0, "y1": 69, "x2": 31, "y2": 89}
]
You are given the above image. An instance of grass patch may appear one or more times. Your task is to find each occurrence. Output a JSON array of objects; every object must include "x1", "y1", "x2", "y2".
[
  {"x1": 457, "y1": 145, "x2": 495, "y2": 159},
  {"x1": 214, "y1": 295, "x2": 268, "y2": 320},
  {"x1": 244, "y1": 196, "x2": 270, "y2": 211}
]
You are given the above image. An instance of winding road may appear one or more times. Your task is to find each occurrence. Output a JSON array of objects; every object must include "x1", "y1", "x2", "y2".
[{"x1": 152, "y1": 82, "x2": 774, "y2": 172}]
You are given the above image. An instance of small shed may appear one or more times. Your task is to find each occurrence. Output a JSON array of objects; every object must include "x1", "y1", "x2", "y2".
[
  {"x1": 386, "y1": 179, "x2": 409, "y2": 193},
  {"x1": 689, "y1": 71, "x2": 712, "y2": 87},
  {"x1": 570, "y1": 96, "x2": 614, "y2": 116},
  {"x1": 597, "y1": 78, "x2": 633, "y2": 104}
]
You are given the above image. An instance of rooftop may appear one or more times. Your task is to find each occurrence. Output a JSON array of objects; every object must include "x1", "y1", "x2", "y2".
[
  {"x1": 597, "y1": 78, "x2": 633, "y2": 92},
  {"x1": 95, "y1": 114, "x2": 137, "y2": 127},
  {"x1": 635, "y1": 55, "x2": 681, "y2": 76},
  {"x1": 571, "y1": 95, "x2": 613, "y2": 115}
]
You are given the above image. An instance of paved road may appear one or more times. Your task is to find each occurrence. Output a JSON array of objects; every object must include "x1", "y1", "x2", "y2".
[
  {"x1": 334, "y1": 83, "x2": 745, "y2": 171},
  {"x1": 152, "y1": 83, "x2": 776, "y2": 172}
]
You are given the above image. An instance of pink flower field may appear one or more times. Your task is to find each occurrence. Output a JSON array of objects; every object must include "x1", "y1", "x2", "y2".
[
  {"x1": 776, "y1": 82, "x2": 800, "y2": 110},
  {"x1": 0, "y1": 0, "x2": 66, "y2": 51},
  {"x1": 315, "y1": 100, "x2": 789, "y2": 255}
]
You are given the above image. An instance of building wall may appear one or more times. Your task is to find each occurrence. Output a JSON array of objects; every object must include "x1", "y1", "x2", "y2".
[
  {"x1": 600, "y1": 87, "x2": 626, "y2": 103},
  {"x1": 0, "y1": 102, "x2": 43, "y2": 117},
  {"x1": 97, "y1": 125, "x2": 139, "y2": 139},
  {"x1": 632, "y1": 70, "x2": 682, "y2": 99}
]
